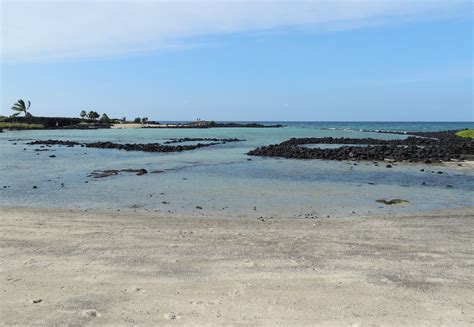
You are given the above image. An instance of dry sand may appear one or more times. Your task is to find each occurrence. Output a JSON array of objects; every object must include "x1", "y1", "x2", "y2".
[{"x1": 1, "y1": 206, "x2": 473, "y2": 326}]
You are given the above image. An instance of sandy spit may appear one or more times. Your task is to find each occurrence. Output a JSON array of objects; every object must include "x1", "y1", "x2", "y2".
[
  {"x1": 1, "y1": 206, "x2": 473, "y2": 326},
  {"x1": 110, "y1": 123, "x2": 177, "y2": 129}
]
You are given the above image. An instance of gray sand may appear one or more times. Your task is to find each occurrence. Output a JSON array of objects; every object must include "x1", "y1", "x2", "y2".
[{"x1": 1, "y1": 206, "x2": 473, "y2": 325}]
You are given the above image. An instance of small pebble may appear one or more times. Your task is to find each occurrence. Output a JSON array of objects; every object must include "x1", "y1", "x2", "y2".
[
  {"x1": 164, "y1": 312, "x2": 176, "y2": 320},
  {"x1": 82, "y1": 309, "x2": 98, "y2": 317}
]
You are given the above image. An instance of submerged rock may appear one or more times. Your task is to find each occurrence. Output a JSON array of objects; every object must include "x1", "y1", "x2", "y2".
[
  {"x1": 376, "y1": 199, "x2": 410, "y2": 205},
  {"x1": 88, "y1": 169, "x2": 147, "y2": 178}
]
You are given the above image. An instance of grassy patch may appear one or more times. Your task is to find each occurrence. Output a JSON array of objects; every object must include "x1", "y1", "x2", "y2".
[
  {"x1": 0, "y1": 122, "x2": 45, "y2": 130},
  {"x1": 376, "y1": 199, "x2": 410, "y2": 205},
  {"x1": 456, "y1": 129, "x2": 474, "y2": 139}
]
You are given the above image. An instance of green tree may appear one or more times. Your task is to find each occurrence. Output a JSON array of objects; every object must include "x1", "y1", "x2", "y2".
[
  {"x1": 142, "y1": 117, "x2": 148, "y2": 124},
  {"x1": 88, "y1": 111, "x2": 99, "y2": 120},
  {"x1": 11, "y1": 99, "x2": 32, "y2": 117},
  {"x1": 133, "y1": 117, "x2": 141, "y2": 123},
  {"x1": 99, "y1": 113, "x2": 111, "y2": 123},
  {"x1": 80, "y1": 110, "x2": 87, "y2": 119}
]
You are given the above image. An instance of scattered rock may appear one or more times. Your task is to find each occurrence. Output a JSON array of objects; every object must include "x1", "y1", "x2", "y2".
[
  {"x1": 32, "y1": 299, "x2": 42, "y2": 304},
  {"x1": 195, "y1": 206, "x2": 203, "y2": 210}
]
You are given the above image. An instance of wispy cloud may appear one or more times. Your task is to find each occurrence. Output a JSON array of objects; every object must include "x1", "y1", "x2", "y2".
[{"x1": 1, "y1": 0, "x2": 470, "y2": 63}]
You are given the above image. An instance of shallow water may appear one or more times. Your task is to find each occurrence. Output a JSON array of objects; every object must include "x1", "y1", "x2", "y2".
[{"x1": 1, "y1": 122, "x2": 473, "y2": 218}]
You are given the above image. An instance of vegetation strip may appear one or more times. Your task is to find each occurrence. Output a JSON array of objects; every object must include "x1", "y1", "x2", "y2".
[
  {"x1": 0, "y1": 122, "x2": 44, "y2": 130},
  {"x1": 455, "y1": 129, "x2": 474, "y2": 139}
]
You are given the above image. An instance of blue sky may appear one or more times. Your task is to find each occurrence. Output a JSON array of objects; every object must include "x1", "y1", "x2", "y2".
[{"x1": 1, "y1": 1, "x2": 472, "y2": 121}]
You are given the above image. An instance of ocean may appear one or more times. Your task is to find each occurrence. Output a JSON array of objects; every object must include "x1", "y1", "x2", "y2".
[{"x1": 1, "y1": 121, "x2": 473, "y2": 218}]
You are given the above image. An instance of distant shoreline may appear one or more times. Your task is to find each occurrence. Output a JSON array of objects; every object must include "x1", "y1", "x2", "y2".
[
  {"x1": 0, "y1": 116, "x2": 285, "y2": 131},
  {"x1": 111, "y1": 122, "x2": 285, "y2": 129}
]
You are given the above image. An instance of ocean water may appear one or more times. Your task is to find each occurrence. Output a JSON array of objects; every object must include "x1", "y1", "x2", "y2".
[{"x1": 1, "y1": 122, "x2": 473, "y2": 218}]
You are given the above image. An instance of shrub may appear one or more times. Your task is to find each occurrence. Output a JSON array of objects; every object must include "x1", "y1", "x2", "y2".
[{"x1": 456, "y1": 129, "x2": 474, "y2": 139}]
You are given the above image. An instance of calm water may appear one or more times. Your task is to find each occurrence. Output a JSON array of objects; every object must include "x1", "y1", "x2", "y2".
[{"x1": 1, "y1": 122, "x2": 473, "y2": 218}]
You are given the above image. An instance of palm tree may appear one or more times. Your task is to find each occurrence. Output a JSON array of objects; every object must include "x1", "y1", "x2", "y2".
[
  {"x1": 11, "y1": 99, "x2": 31, "y2": 117},
  {"x1": 80, "y1": 110, "x2": 87, "y2": 119},
  {"x1": 88, "y1": 111, "x2": 99, "y2": 120}
]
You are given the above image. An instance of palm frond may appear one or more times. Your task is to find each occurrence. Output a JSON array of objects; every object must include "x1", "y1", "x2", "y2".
[{"x1": 17, "y1": 99, "x2": 26, "y2": 110}]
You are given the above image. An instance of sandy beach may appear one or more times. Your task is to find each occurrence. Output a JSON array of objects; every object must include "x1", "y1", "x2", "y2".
[
  {"x1": 1, "y1": 206, "x2": 473, "y2": 325},
  {"x1": 111, "y1": 123, "x2": 179, "y2": 129}
]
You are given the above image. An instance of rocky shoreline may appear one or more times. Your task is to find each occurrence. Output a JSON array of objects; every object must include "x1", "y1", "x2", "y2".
[
  {"x1": 26, "y1": 138, "x2": 244, "y2": 153},
  {"x1": 163, "y1": 137, "x2": 242, "y2": 144},
  {"x1": 248, "y1": 130, "x2": 474, "y2": 163}
]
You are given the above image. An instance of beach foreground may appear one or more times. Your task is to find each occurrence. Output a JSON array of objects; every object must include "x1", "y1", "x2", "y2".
[{"x1": 1, "y1": 207, "x2": 473, "y2": 325}]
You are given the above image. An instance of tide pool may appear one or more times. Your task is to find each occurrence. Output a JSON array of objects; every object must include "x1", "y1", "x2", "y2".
[{"x1": 1, "y1": 122, "x2": 473, "y2": 218}]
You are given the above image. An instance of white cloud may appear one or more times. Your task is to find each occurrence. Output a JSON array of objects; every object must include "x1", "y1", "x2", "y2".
[{"x1": 0, "y1": 0, "x2": 470, "y2": 63}]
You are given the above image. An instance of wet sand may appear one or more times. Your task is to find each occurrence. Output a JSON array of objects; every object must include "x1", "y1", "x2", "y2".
[{"x1": 1, "y1": 206, "x2": 473, "y2": 325}]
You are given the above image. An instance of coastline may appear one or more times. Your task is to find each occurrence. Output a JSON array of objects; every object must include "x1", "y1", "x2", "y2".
[{"x1": 1, "y1": 206, "x2": 473, "y2": 325}]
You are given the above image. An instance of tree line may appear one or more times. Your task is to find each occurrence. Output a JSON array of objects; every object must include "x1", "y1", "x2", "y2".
[{"x1": 9, "y1": 99, "x2": 150, "y2": 125}]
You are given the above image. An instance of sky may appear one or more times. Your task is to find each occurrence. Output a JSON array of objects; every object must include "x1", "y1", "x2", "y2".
[{"x1": 0, "y1": 0, "x2": 473, "y2": 121}]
